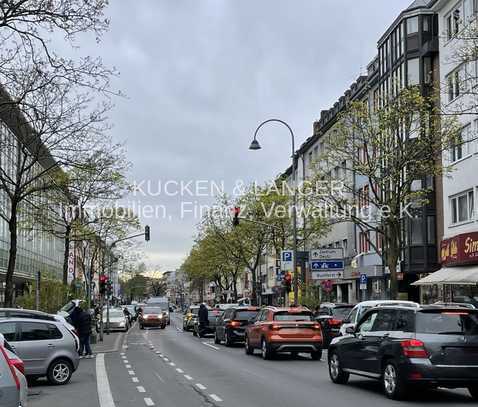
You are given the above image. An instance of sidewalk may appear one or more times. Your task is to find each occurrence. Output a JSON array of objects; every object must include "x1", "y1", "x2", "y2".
[{"x1": 92, "y1": 330, "x2": 125, "y2": 354}]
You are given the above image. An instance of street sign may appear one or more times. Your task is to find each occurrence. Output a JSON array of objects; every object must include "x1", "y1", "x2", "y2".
[
  {"x1": 310, "y1": 260, "x2": 344, "y2": 271},
  {"x1": 360, "y1": 273, "x2": 368, "y2": 290},
  {"x1": 312, "y1": 271, "x2": 343, "y2": 280},
  {"x1": 281, "y1": 250, "x2": 293, "y2": 271},
  {"x1": 310, "y1": 248, "x2": 343, "y2": 260}
]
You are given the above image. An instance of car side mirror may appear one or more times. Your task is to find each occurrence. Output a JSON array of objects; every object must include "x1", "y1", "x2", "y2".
[{"x1": 345, "y1": 326, "x2": 356, "y2": 335}]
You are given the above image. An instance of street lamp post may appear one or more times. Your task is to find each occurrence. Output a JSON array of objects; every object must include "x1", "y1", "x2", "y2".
[{"x1": 249, "y1": 119, "x2": 299, "y2": 305}]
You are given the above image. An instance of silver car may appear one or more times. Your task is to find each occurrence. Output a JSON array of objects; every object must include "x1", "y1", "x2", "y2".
[
  {"x1": 0, "y1": 318, "x2": 80, "y2": 385},
  {"x1": 104, "y1": 309, "x2": 129, "y2": 332},
  {"x1": 0, "y1": 333, "x2": 28, "y2": 407}
]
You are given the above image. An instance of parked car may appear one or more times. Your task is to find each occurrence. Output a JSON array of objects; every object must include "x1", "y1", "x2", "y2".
[
  {"x1": 315, "y1": 303, "x2": 354, "y2": 347},
  {"x1": 244, "y1": 307, "x2": 323, "y2": 360},
  {"x1": 0, "y1": 334, "x2": 28, "y2": 407},
  {"x1": 183, "y1": 306, "x2": 200, "y2": 331},
  {"x1": 139, "y1": 307, "x2": 166, "y2": 330},
  {"x1": 215, "y1": 307, "x2": 259, "y2": 346},
  {"x1": 433, "y1": 301, "x2": 476, "y2": 309},
  {"x1": 0, "y1": 318, "x2": 80, "y2": 385},
  {"x1": 0, "y1": 308, "x2": 79, "y2": 351},
  {"x1": 328, "y1": 305, "x2": 478, "y2": 400},
  {"x1": 339, "y1": 300, "x2": 419, "y2": 335},
  {"x1": 104, "y1": 309, "x2": 129, "y2": 332},
  {"x1": 193, "y1": 309, "x2": 223, "y2": 337}
]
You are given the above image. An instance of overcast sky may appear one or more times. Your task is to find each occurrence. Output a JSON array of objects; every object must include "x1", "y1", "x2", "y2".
[{"x1": 75, "y1": 0, "x2": 412, "y2": 272}]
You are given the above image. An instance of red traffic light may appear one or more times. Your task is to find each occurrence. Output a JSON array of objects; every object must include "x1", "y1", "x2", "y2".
[{"x1": 99, "y1": 275, "x2": 108, "y2": 283}]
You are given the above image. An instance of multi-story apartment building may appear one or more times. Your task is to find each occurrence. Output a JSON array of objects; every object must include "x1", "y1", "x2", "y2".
[
  {"x1": 0, "y1": 87, "x2": 65, "y2": 303},
  {"x1": 428, "y1": 0, "x2": 478, "y2": 302}
]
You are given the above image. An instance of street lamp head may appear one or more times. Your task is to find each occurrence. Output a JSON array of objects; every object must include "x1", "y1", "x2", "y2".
[{"x1": 249, "y1": 139, "x2": 261, "y2": 151}]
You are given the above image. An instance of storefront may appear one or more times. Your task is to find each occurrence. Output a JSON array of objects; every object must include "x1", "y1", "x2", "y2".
[{"x1": 413, "y1": 232, "x2": 478, "y2": 306}]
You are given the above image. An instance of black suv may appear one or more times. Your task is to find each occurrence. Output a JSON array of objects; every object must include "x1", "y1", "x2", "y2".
[
  {"x1": 328, "y1": 305, "x2": 478, "y2": 400},
  {"x1": 315, "y1": 303, "x2": 353, "y2": 347},
  {"x1": 214, "y1": 307, "x2": 259, "y2": 346}
]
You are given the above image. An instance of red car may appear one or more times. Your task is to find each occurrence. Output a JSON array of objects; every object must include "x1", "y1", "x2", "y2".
[{"x1": 244, "y1": 307, "x2": 323, "y2": 360}]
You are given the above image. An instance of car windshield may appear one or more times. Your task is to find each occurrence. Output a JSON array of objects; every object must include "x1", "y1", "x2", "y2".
[
  {"x1": 416, "y1": 311, "x2": 478, "y2": 335},
  {"x1": 235, "y1": 310, "x2": 258, "y2": 321},
  {"x1": 274, "y1": 312, "x2": 312, "y2": 321},
  {"x1": 106, "y1": 310, "x2": 124, "y2": 318},
  {"x1": 149, "y1": 303, "x2": 169, "y2": 311},
  {"x1": 331, "y1": 307, "x2": 354, "y2": 319},
  {"x1": 208, "y1": 310, "x2": 223, "y2": 318},
  {"x1": 144, "y1": 308, "x2": 162, "y2": 315},
  {"x1": 190, "y1": 308, "x2": 199, "y2": 315}
]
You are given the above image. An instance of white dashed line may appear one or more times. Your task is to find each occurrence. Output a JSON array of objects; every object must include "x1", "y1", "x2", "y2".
[
  {"x1": 202, "y1": 342, "x2": 220, "y2": 351},
  {"x1": 184, "y1": 375, "x2": 193, "y2": 381},
  {"x1": 144, "y1": 398, "x2": 155, "y2": 406},
  {"x1": 176, "y1": 368, "x2": 184, "y2": 373},
  {"x1": 195, "y1": 383, "x2": 207, "y2": 390},
  {"x1": 123, "y1": 360, "x2": 129, "y2": 363},
  {"x1": 210, "y1": 394, "x2": 223, "y2": 402},
  {"x1": 163, "y1": 358, "x2": 169, "y2": 362},
  {"x1": 128, "y1": 370, "x2": 135, "y2": 375},
  {"x1": 155, "y1": 351, "x2": 160, "y2": 354},
  {"x1": 120, "y1": 353, "x2": 125, "y2": 356},
  {"x1": 132, "y1": 377, "x2": 139, "y2": 383},
  {"x1": 125, "y1": 364, "x2": 132, "y2": 369},
  {"x1": 137, "y1": 386, "x2": 146, "y2": 393},
  {"x1": 169, "y1": 362, "x2": 175, "y2": 366}
]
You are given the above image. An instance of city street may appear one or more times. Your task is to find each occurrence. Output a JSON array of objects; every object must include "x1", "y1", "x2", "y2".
[{"x1": 29, "y1": 313, "x2": 475, "y2": 407}]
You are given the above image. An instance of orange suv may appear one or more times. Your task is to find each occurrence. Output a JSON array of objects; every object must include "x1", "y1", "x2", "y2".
[{"x1": 244, "y1": 307, "x2": 323, "y2": 360}]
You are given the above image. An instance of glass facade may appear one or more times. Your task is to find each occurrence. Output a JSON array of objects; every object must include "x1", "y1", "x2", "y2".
[{"x1": 0, "y1": 118, "x2": 64, "y2": 291}]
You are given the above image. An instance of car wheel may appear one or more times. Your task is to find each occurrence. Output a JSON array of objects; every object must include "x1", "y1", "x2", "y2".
[
  {"x1": 383, "y1": 361, "x2": 406, "y2": 400},
  {"x1": 47, "y1": 359, "x2": 73, "y2": 385},
  {"x1": 468, "y1": 387, "x2": 478, "y2": 400},
  {"x1": 245, "y1": 335, "x2": 254, "y2": 355},
  {"x1": 311, "y1": 349, "x2": 322, "y2": 361},
  {"x1": 261, "y1": 338, "x2": 274, "y2": 360},
  {"x1": 328, "y1": 352, "x2": 349, "y2": 384},
  {"x1": 225, "y1": 331, "x2": 232, "y2": 347},
  {"x1": 214, "y1": 332, "x2": 221, "y2": 345}
]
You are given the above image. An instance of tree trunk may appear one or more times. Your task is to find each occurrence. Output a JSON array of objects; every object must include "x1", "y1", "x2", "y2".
[
  {"x1": 62, "y1": 225, "x2": 71, "y2": 286},
  {"x1": 233, "y1": 277, "x2": 238, "y2": 302},
  {"x1": 387, "y1": 249, "x2": 399, "y2": 300},
  {"x1": 4, "y1": 206, "x2": 18, "y2": 307}
]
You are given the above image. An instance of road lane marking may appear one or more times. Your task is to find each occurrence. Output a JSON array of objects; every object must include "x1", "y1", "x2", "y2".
[
  {"x1": 196, "y1": 383, "x2": 207, "y2": 390},
  {"x1": 176, "y1": 368, "x2": 184, "y2": 373},
  {"x1": 169, "y1": 362, "x2": 175, "y2": 366},
  {"x1": 132, "y1": 377, "x2": 139, "y2": 383},
  {"x1": 202, "y1": 342, "x2": 220, "y2": 351},
  {"x1": 144, "y1": 398, "x2": 155, "y2": 406},
  {"x1": 210, "y1": 394, "x2": 223, "y2": 402},
  {"x1": 184, "y1": 375, "x2": 193, "y2": 380},
  {"x1": 128, "y1": 370, "x2": 135, "y2": 375},
  {"x1": 163, "y1": 358, "x2": 169, "y2": 362},
  {"x1": 125, "y1": 364, "x2": 131, "y2": 368},
  {"x1": 120, "y1": 353, "x2": 125, "y2": 356},
  {"x1": 96, "y1": 353, "x2": 116, "y2": 407},
  {"x1": 155, "y1": 351, "x2": 160, "y2": 354},
  {"x1": 154, "y1": 372, "x2": 165, "y2": 383},
  {"x1": 137, "y1": 386, "x2": 146, "y2": 393}
]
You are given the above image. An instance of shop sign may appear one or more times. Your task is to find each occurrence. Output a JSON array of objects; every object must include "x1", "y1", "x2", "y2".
[{"x1": 441, "y1": 232, "x2": 478, "y2": 266}]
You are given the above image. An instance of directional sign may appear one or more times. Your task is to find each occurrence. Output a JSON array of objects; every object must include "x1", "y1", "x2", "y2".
[
  {"x1": 360, "y1": 273, "x2": 368, "y2": 290},
  {"x1": 312, "y1": 271, "x2": 343, "y2": 280},
  {"x1": 310, "y1": 260, "x2": 344, "y2": 271},
  {"x1": 310, "y1": 248, "x2": 343, "y2": 261},
  {"x1": 281, "y1": 250, "x2": 293, "y2": 271}
]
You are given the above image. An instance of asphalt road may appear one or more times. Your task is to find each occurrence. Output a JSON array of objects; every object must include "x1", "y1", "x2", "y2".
[{"x1": 102, "y1": 313, "x2": 475, "y2": 407}]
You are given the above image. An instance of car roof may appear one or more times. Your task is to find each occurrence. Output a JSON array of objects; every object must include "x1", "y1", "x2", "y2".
[
  {"x1": 263, "y1": 306, "x2": 311, "y2": 313},
  {"x1": 0, "y1": 317, "x2": 64, "y2": 326},
  {"x1": 356, "y1": 300, "x2": 419, "y2": 307}
]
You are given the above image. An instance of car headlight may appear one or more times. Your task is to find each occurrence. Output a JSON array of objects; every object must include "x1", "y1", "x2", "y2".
[
  {"x1": 158, "y1": 314, "x2": 163, "y2": 319},
  {"x1": 119, "y1": 322, "x2": 125, "y2": 327}
]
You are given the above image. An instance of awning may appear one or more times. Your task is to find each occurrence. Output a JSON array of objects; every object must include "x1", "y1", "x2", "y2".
[{"x1": 412, "y1": 266, "x2": 478, "y2": 286}]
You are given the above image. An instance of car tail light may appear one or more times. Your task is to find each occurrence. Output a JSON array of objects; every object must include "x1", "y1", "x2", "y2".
[
  {"x1": 227, "y1": 320, "x2": 240, "y2": 328},
  {"x1": 270, "y1": 324, "x2": 281, "y2": 330},
  {"x1": 0, "y1": 345, "x2": 21, "y2": 390},
  {"x1": 401, "y1": 339, "x2": 428, "y2": 358},
  {"x1": 409, "y1": 372, "x2": 423, "y2": 380},
  {"x1": 328, "y1": 319, "x2": 342, "y2": 327},
  {"x1": 313, "y1": 324, "x2": 322, "y2": 330},
  {"x1": 10, "y1": 357, "x2": 24, "y2": 375}
]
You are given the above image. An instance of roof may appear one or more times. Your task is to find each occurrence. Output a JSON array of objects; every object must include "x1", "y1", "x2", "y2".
[
  {"x1": 412, "y1": 266, "x2": 478, "y2": 286},
  {"x1": 406, "y1": 0, "x2": 431, "y2": 11}
]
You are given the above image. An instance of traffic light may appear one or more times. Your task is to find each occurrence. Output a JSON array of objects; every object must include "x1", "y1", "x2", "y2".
[
  {"x1": 232, "y1": 207, "x2": 240, "y2": 227},
  {"x1": 284, "y1": 272, "x2": 292, "y2": 293},
  {"x1": 106, "y1": 279, "x2": 113, "y2": 296},
  {"x1": 99, "y1": 274, "x2": 107, "y2": 295},
  {"x1": 145, "y1": 225, "x2": 150, "y2": 241}
]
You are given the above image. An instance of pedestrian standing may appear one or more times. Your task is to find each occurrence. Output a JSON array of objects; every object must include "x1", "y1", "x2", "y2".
[{"x1": 78, "y1": 307, "x2": 94, "y2": 358}]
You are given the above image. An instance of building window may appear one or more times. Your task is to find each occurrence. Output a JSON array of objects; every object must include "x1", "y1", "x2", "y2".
[
  {"x1": 359, "y1": 231, "x2": 371, "y2": 253},
  {"x1": 423, "y1": 15, "x2": 431, "y2": 32},
  {"x1": 450, "y1": 123, "x2": 472, "y2": 162},
  {"x1": 451, "y1": 190, "x2": 475, "y2": 224},
  {"x1": 335, "y1": 241, "x2": 341, "y2": 248},
  {"x1": 342, "y1": 239, "x2": 348, "y2": 250},
  {"x1": 407, "y1": 58, "x2": 420, "y2": 85},
  {"x1": 447, "y1": 68, "x2": 461, "y2": 102},
  {"x1": 447, "y1": 8, "x2": 461, "y2": 40},
  {"x1": 376, "y1": 233, "x2": 383, "y2": 254},
  {"x1": 407, "y1": 16, "x2": 419, "y2": 34}
]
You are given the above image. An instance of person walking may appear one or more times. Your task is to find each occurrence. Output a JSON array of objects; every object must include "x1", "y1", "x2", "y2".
[
  {"x1": 78, "y1": 307, "x2": 94, "y2": 358},
  {"x1": 198, "y1": 303, "x2": 209, "y2": 338}
]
